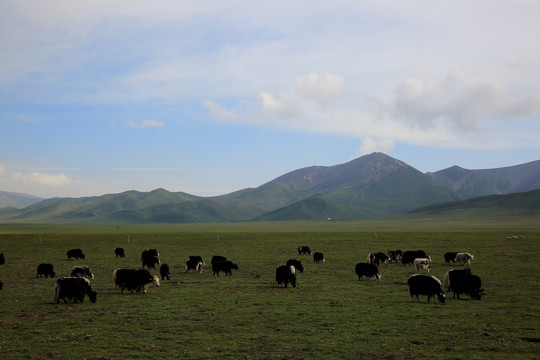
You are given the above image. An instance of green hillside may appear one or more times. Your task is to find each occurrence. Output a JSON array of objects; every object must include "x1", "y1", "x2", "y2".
[
  {"x1": 251, "y1": 193, "x2": 363, "y2": 221},
  {"x1": 409, "y1": 189, "x2": 540, "y2": 217}
]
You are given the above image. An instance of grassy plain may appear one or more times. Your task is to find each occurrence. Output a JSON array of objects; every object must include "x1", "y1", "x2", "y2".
[{"x1": 0, "y1": 219, "x2": 539, "y2": 359}]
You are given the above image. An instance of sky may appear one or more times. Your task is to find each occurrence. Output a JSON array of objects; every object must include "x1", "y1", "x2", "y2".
[{"x1": 1, "y1": 1, "x2": 539, "y2": 198}]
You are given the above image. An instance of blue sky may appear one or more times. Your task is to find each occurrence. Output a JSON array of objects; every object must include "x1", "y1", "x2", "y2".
[{"x1": 1, "y1": 1, "x2": 539, "y2": 198}]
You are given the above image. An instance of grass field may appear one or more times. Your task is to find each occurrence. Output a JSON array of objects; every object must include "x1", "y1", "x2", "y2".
[{"x1": 0, "y1": 221, "x2": 539, "y2": 359}]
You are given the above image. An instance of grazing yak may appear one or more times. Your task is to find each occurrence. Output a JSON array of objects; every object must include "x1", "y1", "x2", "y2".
[
  {"x1": 413, "y1": 258, "x2": 431, "y2": 273},
  {"x1": 443, "y1": 269, "x2": 484, "y2": 300},
  {"x1": 355, "y1": 263, "x2": 381, "y2": 281},
  {"x1": 297, "y1": 246, "x2": 312, "y2": 256},
  {"x1": 0, "y1": 252, "x2": 4, "y2": 265},
  {"x1": 401, "y1": 250, "x2": 430, "y2": 265},
  {"x1": 212, "y1": 260, "x2": 238, "y2": 277},
  {"x1": 160, "y1": 263, "x2": 171, "y2": 280},
  {"x1": 189, "y1": 255, "x2": 205, "y2": 266},
  {"x1": 115, "y1": 247, "x2": 125, "y2": 258},
  {"x1": 387, "y1": 250, "x2": 403, "y2": 263},
  {"x1": 276, "y1": 265, "x2": 296, "y2": 288},
  {"x1": 0, "y1": 280, "x2": 3, "y2": 290},
  {"x1": 37, "y1": 263, "x2": 56, "y2": 278},
  {"x1": 367, "y1": 252, "x2": 390, "y2": 265},
  {"x1": 444, "y1": 252, "x2": 459, "y2": 264},
  {"x1": 186, "y1": 258, "x2": 204, "y2": 273},
  {"x1": 455, "y1": 252, "x2": 474, "y2": 266},
  {"x1": 313, "y1": 252, "x2": 325, "y2": 264},
  {"x1": 186, "y1": 256, "x2": 205, "y2": 273},
  {"x1": 286, "y1": 259, "x2": 304, "y2": 272},
  {"x1": 70, "y1": 265, "x2": 95, "y2": 279},
  {"x1": 53, "y1": 277, "x2": 97, "y2": 304},
  {"x1": 407, "y1": 274, "x2": 445, "y2": 304},
  {"x1": 66, "y1": 249, "x2": 85, "y2": 260},
  {"x1": 211, "y1": 255, "x2": 227, "y2": 265},
  {"x1": 112, "y1": 268, "x2": 160, "y2": 294},
  {"x1": 141, "y1": 249, "x2": 160, "y2": 269}
]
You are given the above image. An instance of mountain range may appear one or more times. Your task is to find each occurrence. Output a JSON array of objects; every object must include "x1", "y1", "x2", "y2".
[{"x1": 0, "y1": 152, "x2": 539, "y2": 223}]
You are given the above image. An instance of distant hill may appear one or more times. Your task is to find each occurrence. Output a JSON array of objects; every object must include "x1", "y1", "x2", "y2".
[
  {"x1": 0, "y1": 188, "x2": 206, "y2": 224},
  {"x1": 0, "y1": 153, "x2": 539, "y2": 224},
  {"x1": 0, "y1": 191, "x2": 44, "y2": 209},
  {"x1": 427, "y1": 160, "x2": 540, "y2": 198}
]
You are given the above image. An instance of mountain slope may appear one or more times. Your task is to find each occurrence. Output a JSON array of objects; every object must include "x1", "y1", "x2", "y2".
[
  {"x1": 427, "y1": 160, "x2": 540, "y2": 197},
  {"x1": 251, "y1": 193, "x2": 364, "y2": 221},
  {"x1": 272, "y1": 152, "x2": 412, "y2": 195},
  {"x1": 211, "y1": 182, "x2": 299, "y2": 219}
]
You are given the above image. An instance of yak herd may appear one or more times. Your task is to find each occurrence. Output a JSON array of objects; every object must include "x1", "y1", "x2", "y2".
[
  {"x1": 360, "y1": 249, "x2": 483, "y2": 304},
  {"x1": 0, "y1": 245, "x2": 483, "y2": 305}
]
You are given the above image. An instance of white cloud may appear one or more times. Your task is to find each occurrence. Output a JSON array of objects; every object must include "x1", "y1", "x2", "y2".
[
  {"x1": 241, "y1": 73, "x2": 349, "y2": 124},
  {"x1": 203, "y1": 101, "x2": 237, "y2": 121},
  {"x1": 126, "y1": 119, "x2": 165, "y2": 129},
  {"x1": 141, "y1": 119, "x2": 165, "y2": 128},
  {"x1": 293, "y1": 73, "x2": 347, "y2": 106},
  {"x1": 259, "y1": 73, "x2": 347, "y2": 113},
  {"x1": 10, "y1": 171, "x2": 72, "y2": 188},
  {"x1": 373, "y1": 72, "x2": 540, "y2": 133},
  {"x1": 258, "y1": 92, "x2": 296, "y2": 117}
]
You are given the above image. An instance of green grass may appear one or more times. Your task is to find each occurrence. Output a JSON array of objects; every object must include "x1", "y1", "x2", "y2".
[{"x1": 0, "y1": 222, "x2": 539, "y2": 359}]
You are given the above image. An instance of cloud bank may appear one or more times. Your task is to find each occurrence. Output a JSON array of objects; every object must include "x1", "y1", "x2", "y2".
[
  {"x1": 4, "y1": 2, "x2": 539, "y2": 146},
  {"x1": 206, "y1": 70, "x2": 540, "y2": 150}
]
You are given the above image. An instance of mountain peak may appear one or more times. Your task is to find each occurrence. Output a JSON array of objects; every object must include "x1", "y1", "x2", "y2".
[
  {"x1": 271, "y1": 152, "x2": 415, "y2": 195},
  {"x1": 344, "y1": 152, "x2": 411, "y2": 171},
  {"x1": 149, "y1": 188, "x2": 171, "y2": 195}
]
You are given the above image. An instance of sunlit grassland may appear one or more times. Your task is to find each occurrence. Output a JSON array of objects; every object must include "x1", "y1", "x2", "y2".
[{"x1": 0, "y1": 219, "x2": 539, "y2": 359}]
